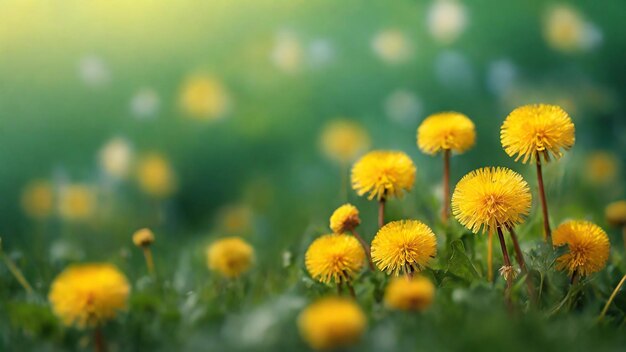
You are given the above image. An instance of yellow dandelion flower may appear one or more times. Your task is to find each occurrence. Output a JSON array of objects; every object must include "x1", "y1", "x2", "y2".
[
  {"x1": 136, "y1": 153, "x2": 176, "y2": 198},
  {"x1": 552, "y1": 220, "x2": 610, "y2": 277},
  {"x1": 371, "y1": 220, "x2": 437, "y2": 276},
  {"x1": 305, "y1": 234, "x2": 365, "y2": 284},
  {"x1": 606, "y1": 201, "x2": 626, "y2": 227},
  {"x1": 21, "y1": 180, "x2": 54, "y2": 219},
  {"x1": 218, "y1": 204, "x2": 254, "y2": 235},
  {"x1": 584, "y1": 151, "x2": 618, "y2": 185},
  {"x1": 48, "y1": 263, "x2": 130, "y2": 328},
  {"x1": 58, "y1": 184, "x2": 96, "y2": 222},
  {"x1": 206, "y1": 236, "x2": 254, "y2": 278},
  {"x1": 452, "y1": 167, "x2": 531, "y2": 233},
  {"x1": 544, "y1": 5, "x2": 599, "y2": 53},
  {"x1": 319, "y1": 120, "x2": 370, "y2": 164},
  {"x1": 501, "y1": 104, "x2": 575, "y2": 164},
  {"x1": 329, "y1": 204, "x2": 361, "y2": 234},
  {"x1": 351, "y1": 150, "x2": 416, "y2": 201},
  {"x1": 298, "y1": 297, "x2": 366, "y2": 350},
  {"x1": 384, "y1": 276, "x2": 435, "y2": 311},
  {"x1": 417, "y1": 112, "x2": 476, "y2": 155},
  {"x1": 179, "y1": 74, "x2": 230, "y2": 120},
  {"x1": 132, "y1": 228, "x2": 155, "y2": 248}
]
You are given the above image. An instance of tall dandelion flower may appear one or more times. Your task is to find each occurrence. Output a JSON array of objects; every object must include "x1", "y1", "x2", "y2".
[
  {"x1": 305, "y1": 234, "x2": 365, "y2": 295},
  {"x1": 452, "y1": 167, "x2": 531, "y2": 294},
  {"x1": 329, "y1": 204, "x2": 373, "y2": 270},
  {"x1": 49, "y1": 264, "x2": 129, "y2": 327},
  {"x1": 501, "y1": 104, "x2": 575, "y2": 240},
  {"x1": 206, "y1": 237, "x2": 254, "y2": 278},
  {"x1": 179, "y1": 74, "x2": 230, "y2": 120},
  {"x1": 553, "y1": 221, "x2": 609, "y2": 281},
  {"x1": 371, "y1": 220, "x2": 437, "y2": 277},
  {"x1": 132, "y1": 228, "x2": 156, "y2": 276},
  {"x1": 21, "y1": 180, "x2": 54, "y2": 220},
  {"x1": 417, "y1": 111, "x2": 475, "y2": 222},
  {"x1": 136, "y1": 153, "x2": 176, "y2": 199},
  {"x1": 351, "y1": 150, "x2": 416, "y2": 228},
  {"x1": 384, "y1": 275, "x2": 435, "y2": 311},
  {"x1": 298, "y1": 297, "x2": 366, "y2": 350},
  {"x1": 58, "y1": 184, "x2": 97, "y2": 222}
]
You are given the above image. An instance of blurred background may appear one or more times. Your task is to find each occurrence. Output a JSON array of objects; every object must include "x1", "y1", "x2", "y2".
[{"x1": 1, "y1": 0, "x2": 626, "y2": 348}]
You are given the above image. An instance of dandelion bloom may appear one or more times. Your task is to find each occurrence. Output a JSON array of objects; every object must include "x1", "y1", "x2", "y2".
[
  {"x1": 58, "y1": 184, "x2": 96, "y2": 221},
  {"x1": 384, "y1": 276, "x2": 435, "y2": 311},
  {"x1": 21, "y1": 180, "x2": 54, "y2": 219},
  {"x1": 329, "y1": 204, "x2": 360, "y2": 234},
  {"x1": 552, "y1": 220, "x2": 610, "y2": 277},
  {"x1": 132, "y1": 228, "x2": 155, "y2": 248},
  {"x1": 417, "y1": 112, "x2": 475, "y2": 155},
  {"x1": 606, "y1": 201, "x2": 626, "y2": 227},
  {"x1": 136, "y1": 153, "x2": 176, "y2": 198},
  {"x1": 501, "y1": 104, "x2": 575, "y2": 164},
  {"x1": 351, "y1": 150, "x2": 416, "y2": 201},
  {"x1": 305, "y1": 234, "x2": 365, "y2": 284},
  {"x1": 218, "y1": 204, "x2": 254, "y2": 234},
  {"x1": 206, "y1": 237, "x2": 254, "y2": 278},
  {"x1": 48, "y1": 264, "x2": 130, "y2": 328},
  {"x1": 584, "y1": 151, "x2": 618, "y2": 185},
  {"x1": 371, "y1": 220, "x2": 437, "y2": 275},
  {"x1": 452, "y1": 167, "x2": 531, "y2": 233},
  {"x1": 298, "y1": 297, "x2": 366, "y2": 350},
  {"x1": 319, "y1": 120, "x2": 370, "y2": 164},
  {"x1": 179, "y1": 75, "x2": 230, "y2": 120}
]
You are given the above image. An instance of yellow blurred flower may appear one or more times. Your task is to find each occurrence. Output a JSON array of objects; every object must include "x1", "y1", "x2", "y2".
[
  {"x1": 606, "y1": 201, "x2": 626, "y2": 227},
  {"x1": 417, "y1": 111, "x2": 475, "y2": 155},
  {"x1": 298, "y1": 297, "x2": 366, "y2": 350},
  {"x1": 58, "y1": 184, "x2": 97, "y2": 222},
  {"x1": 99, "y1": 137, "x2": 133, "y2": 179},
  {"x1": 179, "y1": 74, "x2": 230, "y2": 120},
  {"x1": 371, "y1": 29, "x2": 411, "y2": 64},
  {"x1": 319, "y1": 119, "x2": 370, "y2": 164},
  {"x1": 136, "y1": 153, "x2": 176, "y2": 198},
  {"x1": 48, "y1": 263, "x2": 130, "y2": 328},
  {"x1": 218, "y1": 204, "x2": 254, "y2": 235},
  {"x1": 501, "y1": 104, "x2": 575, "y2": 164},
  {"x1": 132, "y1": 228, "x2": 155, "y2": 248},
  {"x1": 206, "y1": 236, "x2": 254, "y2": 278},
  {"x1": 21, "y1": 180, "x2": 54, "y2": 219},
  {"x1": 351, "y1": 150, "x2": 416, "y2": 201},
  {"x1": 584, "y1": 151, "x2": 619, "y2": 185},
  {"x1": 427, "y1": 0, "x2": 468, "y2": 44},
  {"x1": 452, "y1": 167, "x2": 531, "y2": 233},
  {"x1": 329, "y1": 204, "x2": 360, "y2": 234},
  {"x1": 552, "y1": 220, "x2": 610, "y2": 277},
  {"x1": 371, "y1": 220, "x2": 437, "y2": 276},
  {"x1": 544, "y1": 5, "x2": 601, "y2": 53},
  {"x1": 384, "y1": 276, "x2": 435, "y2": 311},
  {"x1": 271, "y1": 30, "x2": 303, "y2": 74},
  {"x1": 305, "y1": 234, "x2": 365, "y2": 284}
]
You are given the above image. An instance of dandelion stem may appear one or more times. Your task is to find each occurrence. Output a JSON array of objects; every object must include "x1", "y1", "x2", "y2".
[
  {"x1": 487, "y1": 228, "x2": 494, "y2": 283},
  {"x1": 599, "y1": 274, "x2": 626, "y2": 322},
  {"x1": 0, "y1": 241, "x2": 34, "y2": 296},
  {"x1": 142, "y1": 247, "x2": 155, "y2": 276},
  {"x1": 337, "y1": 280, "x2": 343, "y2": 295},
  {"x1": 346, "y1": 282, "x2": 356, "y2": 299},
  {"x1": 378, "y1": 198, "x2": 386, "y2": 229},
  {"x1": 442, "y1": 149, "x2": 450, "y2": 223},
  {"x1": 352, "y1": 230, "x2": 374, "y2": 271},
  {"x1": 94, "y1": 325, "x2": 106, "y2": 352},
  {"x1": 570, "y1": 270, "x2": 579, "y2": 285},
  {"x1": 536, "y1": 153, "x2": 551, "y2": 241},
  {"x1": 496, "y1": 226, "x2": 513, "y2": 302},
  {"x1": 508, "y1": 225, "x2": 536, "y2": 303}
]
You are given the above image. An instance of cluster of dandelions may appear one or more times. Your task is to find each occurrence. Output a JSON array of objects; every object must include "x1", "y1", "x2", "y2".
[{"x1": 297, "y1": 103, "x2": 621, "y2": 350}]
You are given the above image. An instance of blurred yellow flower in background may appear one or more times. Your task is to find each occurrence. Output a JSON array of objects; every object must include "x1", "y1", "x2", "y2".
[
  {"x1": 384, "y1": 276, "x2": 435, "y2": 311},
  {"x1": 371, "y1": 220, "x2": 437, "y2": 276},
  {"x1": 427, "y1": 0, "x2": 468, "y2": 44},
  {"x1": 417, "y1": 111, "x2": 475, "y2": 155},
  {"x1": 217, "y1": 204, "x2": 254, "y2": 235},
  {"x1": 544, "y1": 5, "x2": 601, "y2": 53},
  {"x1": 99, "y1": 137, "x2": 134, "y2": 179},
  {"x1": 319, "y1": 119, "x2": 370, "y2": 164},
  {"x1": 48, "y1": 263, "x2": 130, "y2": 328},
  {"x1": 371, "y1": 29, "x2": 412, "y2": 64},
  {"x1": 584, "y1": 151, "x2": 619, "y2": 185},
  {"x1": 206, "y1": 236, "x2": 254, "y2": 278},
  {"x1": 501, "y1": 104, "x2": 575, "y2": 164},
  {"x1": 271, "y1": 30, "x2": 303, "y2": 74},
  {"x1": 305, "y1": 234, "x2": 365, "y2": 285},
  {"x1": 136, "y1": 153, "x2": 176, "y2": 198},
  {"x1": 58, "y1": 184, "x2": 97, "y2": 222},
  {"x1": 298, "y1": 297, "x2": 366, "y2": 350},
  {"x1": 132, "y1": 228, "x2": 155, "y2": 248},
  {"x1": 179, "y1": 74, "x2": 230, "y2": 120},
  {"x1": 21, "y1": 180, "x2": 54, "y2": 219},
  {"x1": 606, "y1": 201, "x2": 626, "y2": 228},
  {"x1": 329, "y1": 204, "x2": 360, "y2": 234},
  {"x1": 552, "y1": 220, "x2": 609, "y2": 277},
  {"x1": 351, "y1": 150, "x2": 416, "y2": 201},
  {"x1": 452, "y1": 167, "x2": 531, "y2": 233}
]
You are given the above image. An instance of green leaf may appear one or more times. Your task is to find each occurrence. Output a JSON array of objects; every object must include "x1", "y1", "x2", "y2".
[{"x1": 444, "y1": 240, "x2": 481, "y2": 283}]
